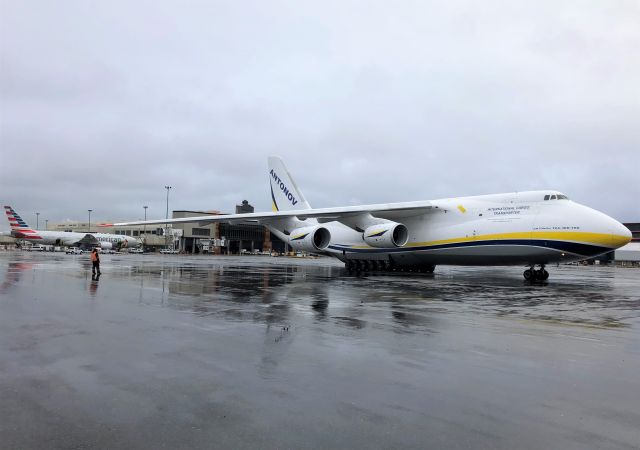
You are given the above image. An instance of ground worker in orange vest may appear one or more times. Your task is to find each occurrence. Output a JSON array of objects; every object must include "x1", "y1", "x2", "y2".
[{"x1": 90, "y1": 248, "x2": 101, "y2": 276}]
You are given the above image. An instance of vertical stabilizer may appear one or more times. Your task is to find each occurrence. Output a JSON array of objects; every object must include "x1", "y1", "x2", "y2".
[
  {"x1": 267, "y1": 157, "x2": 311, "y2": 211},
  {"x1": 4, "y1": 206, "x2": 33, "y2": 231},
  {"x1": 4, "y1": 206, "x2": 39, "y2": 239}
]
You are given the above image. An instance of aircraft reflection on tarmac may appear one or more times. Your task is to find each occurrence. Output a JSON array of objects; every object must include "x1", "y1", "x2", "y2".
[
  {"x1": 100, "y1": 261, "x2": 457, "y2": 334},
  {"x1": 107, "y1": 259, "x2": 636, "y2": 330},
  {"x1": 0, "y1": 261, "x2": 33, "y2": 294},
  {"x1": 0, "y1": 254, "x2": 636, "y2": 331}
]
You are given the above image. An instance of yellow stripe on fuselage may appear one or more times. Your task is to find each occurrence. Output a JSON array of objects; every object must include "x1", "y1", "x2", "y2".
[
  {"x1": 343, "y1": 231, "x2": 630, "y2": 250},
  {"x1": 404, "y1": 231, "x2": 629, "y2": 249}
]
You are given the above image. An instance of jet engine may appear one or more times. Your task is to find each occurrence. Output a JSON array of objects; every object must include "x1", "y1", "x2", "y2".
[
  {"x1": 288, "y1": 225, "x2": 331, "y2": 252},
  {"x1": 98, "y1": 241, "x2": 113, "y2": 249},
  {"x1": 363, "y1": 222, "x2": 408, "y2": 248}
]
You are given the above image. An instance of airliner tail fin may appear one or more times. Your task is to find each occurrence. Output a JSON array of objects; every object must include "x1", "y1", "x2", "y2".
[
  {"x1": 267, "y1": 157, "x2": 311, "y2": 212},
  {"x1": 4, "y1": 206, "x2": 33, "y2": 231}
]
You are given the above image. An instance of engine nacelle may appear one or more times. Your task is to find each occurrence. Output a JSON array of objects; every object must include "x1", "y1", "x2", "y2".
[
  {"x1": 288, "y1": 226, "x2": 331, "y2": 252},
  {"x1": 363, "y1": 222, "x2": 409, "y2": 248},
  {"x1": 98, "y1": 241, "x2": 113, "y2": 249}
]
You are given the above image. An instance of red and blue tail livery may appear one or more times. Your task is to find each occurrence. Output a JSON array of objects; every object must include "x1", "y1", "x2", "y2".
[{"x1": 4, "y1": 206, "x2": 41, "y2": 239}]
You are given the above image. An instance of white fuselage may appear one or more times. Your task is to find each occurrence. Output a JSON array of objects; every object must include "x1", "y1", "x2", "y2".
[
  {"x1": 285, "y1": 191, "x2": 630, "y2": 266},
  {"x1": 12, "y1": 230, "x2": 140, "y2": 248}
]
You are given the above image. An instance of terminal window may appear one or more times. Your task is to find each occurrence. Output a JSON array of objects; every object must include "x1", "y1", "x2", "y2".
[{"x1": 192, "y1": 228, "x2": 211, "y2": 236}]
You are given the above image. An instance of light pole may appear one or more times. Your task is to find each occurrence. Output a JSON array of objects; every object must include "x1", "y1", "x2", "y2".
[
  {"x1": 143, "y1": 205, "x2": 148, "y2": 247},
  {"x1": 88, "y1": 209, "x2": 92, "y2": 233},
  {"x1": 164, "y1": 186, "x2": 172, "y2": 248},
  {"x1": 45, "y1": 219, "x2": 48, "y2": 230},
  {"x1": 35, "y1": 212, "x2": 40, "y2": 230}
]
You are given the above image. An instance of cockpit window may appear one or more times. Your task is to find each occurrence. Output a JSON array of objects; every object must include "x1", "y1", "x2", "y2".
[{"x1": 544, "y1": 193, "x2": 569, "y2": 201}]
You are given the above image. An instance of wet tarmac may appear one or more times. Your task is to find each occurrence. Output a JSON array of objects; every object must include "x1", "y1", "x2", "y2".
[{"x1": 1, "y1": 251, "x2": 639, "y2": 450}]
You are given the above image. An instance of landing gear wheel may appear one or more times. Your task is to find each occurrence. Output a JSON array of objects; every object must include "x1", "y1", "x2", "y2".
[
  {"x1": 541, "y1": 269, "x2": 549, "y2": 280},
  {"x1": 524, "y1": 266, "x2": 549, "y2": 281}
]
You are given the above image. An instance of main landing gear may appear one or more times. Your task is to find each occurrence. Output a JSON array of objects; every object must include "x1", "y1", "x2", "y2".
[{"x1": 523, "y1": 265, "x2": 549, "y2": 281}]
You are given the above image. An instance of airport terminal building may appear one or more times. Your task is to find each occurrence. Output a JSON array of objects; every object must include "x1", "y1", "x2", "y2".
[
  {"x1": 169, "y1": 201, "x2": 286, "y2": 254},
  {"x1": 40, "y1": 200, "x2": 286, "y2": 254}
]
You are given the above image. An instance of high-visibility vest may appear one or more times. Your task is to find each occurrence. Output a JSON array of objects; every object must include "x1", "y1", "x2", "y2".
[{"x1": 91, "y1": 252, "x2": 98, "y2": 262}]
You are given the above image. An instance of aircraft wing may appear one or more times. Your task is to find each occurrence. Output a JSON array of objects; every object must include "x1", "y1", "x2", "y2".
[
  {"x1": 108, "y1": 201, "x2": 439, "y2": 227},
  {"x1": 76, "y1": 234, "x2": 101, "y2": 246}
]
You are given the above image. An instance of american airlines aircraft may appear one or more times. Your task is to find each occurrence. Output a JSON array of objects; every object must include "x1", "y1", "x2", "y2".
[
  {"x1": 113, "y1": 157, "x2": 631, "y2": 280},
  {"x1": 4, "y1": 206, "x2": 140, "y2": 249}
]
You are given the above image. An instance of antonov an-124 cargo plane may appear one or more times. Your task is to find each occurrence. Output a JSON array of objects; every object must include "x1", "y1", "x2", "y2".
[{"x1": 113, "y1": 157, "x2": 631, "y2": 280}]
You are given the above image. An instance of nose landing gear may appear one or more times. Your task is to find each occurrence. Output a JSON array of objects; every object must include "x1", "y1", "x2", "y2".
[{"x1": 523, "y1": 265, "x2": 549, "y2": 281}]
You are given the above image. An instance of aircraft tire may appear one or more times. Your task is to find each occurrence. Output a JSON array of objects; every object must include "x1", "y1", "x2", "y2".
[{"x1": 523, "y1": 269, "x2": 533, "y2": 280}]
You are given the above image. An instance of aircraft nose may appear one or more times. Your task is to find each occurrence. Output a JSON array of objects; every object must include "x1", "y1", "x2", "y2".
[{"x1": 611, "y1": 220, "x2": 632, "y2": 248}]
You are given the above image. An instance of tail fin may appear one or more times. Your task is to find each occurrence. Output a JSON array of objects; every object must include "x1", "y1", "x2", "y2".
[
  {"x1": 4, "y1": 206, "x2": 33, "y2": 230},
  {"x1": 268, "y1": 156, "x2": 311, "y2": 211},
  {"x1": 4, "y1": 206, "x2": 38, "y2": 237}
]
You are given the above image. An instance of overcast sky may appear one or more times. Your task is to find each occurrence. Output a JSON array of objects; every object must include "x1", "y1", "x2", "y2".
[{"x1": 1, "y1": 0, "x2": 639, "y2": 230}]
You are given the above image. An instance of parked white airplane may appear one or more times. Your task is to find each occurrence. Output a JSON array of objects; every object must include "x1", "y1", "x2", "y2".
[
  {"x1": 4, "y1": 206, "x2": 140, "y2": 249},
  {"x1": 113, "y1": 157, "x2": 631, "y2": 280}
]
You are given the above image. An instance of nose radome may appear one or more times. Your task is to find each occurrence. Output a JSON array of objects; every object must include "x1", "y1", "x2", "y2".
[{"x1": 610, "y1": 219, "x2": 632, "y2": 248}]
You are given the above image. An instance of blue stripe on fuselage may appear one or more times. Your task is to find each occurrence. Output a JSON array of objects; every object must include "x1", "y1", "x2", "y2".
[{"x1": 329, "y1": 239, "x2": 610, "y2": 258}]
